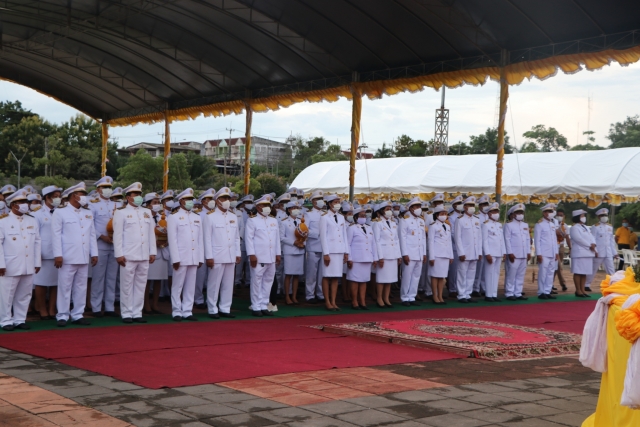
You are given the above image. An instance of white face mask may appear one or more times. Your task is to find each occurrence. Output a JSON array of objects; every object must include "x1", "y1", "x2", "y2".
[
  {"x1": 412, "y1": 208, "x2": 422, "y2": 217},
  {"x1": 455, "y1": 204, "x2": 463, "y2": 212},
  {"x1": 393, "y1": 210, "x2": 400, "y2": 217},
  {"x1": 365, "y1": 212, "x2": 372, "y2": 219},
  {"x1": 384, "y1": 210, "x2": 393, "y2": 219},
  {"x1": 18, "y1": 203, "x2": 29, "y2": 214},
  {"x1": 291, "y1": 197, "x2": 298, "y2": 202},
  {"x1": 556, "y1": 216, "x2": 564, "y2": 223},
  {"x1": 346, "y1": 215, "x2": 354, "y2": 223},
  {"x1": 438, "y1": 215, "x2": 447, "y2": 223},
  {"x1": 547, "y1": 211, "x2": 556, "y2": 219},
  {"x1": 600, "y1": 216, "x2": 608, "y2": 223},
  {"x1": 151, "y1": 204, "x2": 162, "y2": 213},
  {"x1": 466, "y1": 206, "x2": 475, "y2": 215},
  {"x1": 481, "y1": 206, "x2": 489, "y2": 213},
  {"x1": 260, "y1": 206, "x2": 271, "y2": 216},
  {"x1": 580, "y1": 216, "x2": 587, "y2": 224},
  {"x1": 0, "y1": 201, "x2": 5, "y2": 210},
  {"x1": 230, "y1": 201, "x2": 238, "y2": 208},
  {"x1": 219, "y1": 200, "x2": 230, "y2": 210},
  {"x1": 515, "y1": 214, "x2": 524, "y2": 221},
  {"x1": 290, "y1": 209, "x2": 300, "y2": 218},
  {"x1": 206, "y1": 200, "x2": 214, "y2": 210},
  {"x1": 315, "y1": 200, "x2": 325, "y2": 209},
  {"x1": 490, "y1": 213, "x2": 500, "y2": 221},
  {"x1": 78, "y1": 196, "x2": 88, "y2": 206},
  {"x1": 245, "y1": 203, "x2": 254, "y2": 210},
  {"x1": 51, "y1": 198, "x2": 61, "y2": 208},
  {"x1": 330, "y1": 203, "x2": 340, "y2": 212},
  {"x1": 101, "y1": 188, "x2": 113, "y2": 198}
]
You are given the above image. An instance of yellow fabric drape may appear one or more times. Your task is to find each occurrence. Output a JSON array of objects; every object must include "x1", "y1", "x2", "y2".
[{"x1": 101, "y1": 122, "x2": 108, "y2": 177}]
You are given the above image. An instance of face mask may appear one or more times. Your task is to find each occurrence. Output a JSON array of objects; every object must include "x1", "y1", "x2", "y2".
[
  {"x1": 230, "y1": 201, "x2": 238, "y2": 208},
  {"x1": 152, "y1": 205, "x2": 162, "y2": 213},
  {"x1": 515, "y1": 214, "x2": 524, "y2": 221},
  {"x1": 413, "y1": 208, "x2": 422, "y2": 217},
  {"x1": 466, "y1": 207, "x2": 475, "y2": 215},
  {"x1": 205, "y1": 200, "x2": 214, "y2": 210},
  {"x1": 547, "y1": 211, "x2": 556, "y2": 219},
  {"x1": 393, "y1": 210, "x2": 400, "y2": 217},
  {"x1": 346, "y1": 215, "x2": 354, "y2": 223},
  {"x1": 357, "y1": 217, "x2": 367, "y2": 225},
  {"x1": 291, "y1": 197, "x2": 298, "y2": 202},
  {"x1": 481, "y1": 206, "x2": 489, "y2": 213},
  {"x1": 245, "y1": 203, "x2": 254, "y2": 210},
  {"x1": 365, "y1": 212, "x2": 372, "y2": 219},
  {"x1": 184, "y1": 200, "x2": 194, "y2": 211},
  {"x1": 556, "y1": 216, "x2": 564, "y2": 222},
  {"x1": 600, "y1": 216, "x2": 608, "y2": 223},
  {"x1": 384, "y1": 210, "x2": 393, "y2": 219},
  {"x1": 290, "y1": 209, "x2": 300, "y2": 218},
  {"x1": 0, "y1": 201, "x2": 5, "y2": 210},
  {"x1": 30, "y1": 204, "x2": 41, "y2": 211},
  {"x1": 438, "y1": 215, "x2": 447, "y2": 223},
  {"x1": 78, "y1": 196, "x2": 88, "y2": 206},
  {"x1": 331, "y1": 203, "x2": 340, "y2": 212},
  {"x1": 132, "y1": 196, "x2": 143, "y2": 207},
  {"x1": 218, "y1": 200, "x2": 230, "y2": 210},
  {"x1": 261, "y1": 206, "x2": 271, "y2": 216},
  {"x1": 101, "y1": 188, "x2": 113, "y2": 198},
  {"x1": 455, "y1": 204, "x2": 463, "y2": 212},
  {"x1": 315, "y1": 200, "x2": 325, "y2": 209},
  {"x1": 51, "y1": 198, "x2": 61, "y2": 208},
  {"x1": 18, "y1": 203, "x2": 29, "y2": 214},
  {"x1": 490, "y1": 213, "x2": 500, "y2": 221},
  {"x1": 623, "y1": 222, "x2": 629, "y2": 227},
  {"x1": 580, "y1": 217, "x2": 586, "y2": 224}
]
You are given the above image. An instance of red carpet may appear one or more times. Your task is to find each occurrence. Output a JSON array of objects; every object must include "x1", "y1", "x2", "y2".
[{"x1": 0, "y1": 301, "x2": 593, "y2": 388}]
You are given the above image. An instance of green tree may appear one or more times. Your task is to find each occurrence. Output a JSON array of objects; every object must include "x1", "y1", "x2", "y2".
[
  {"x1": 618, "y1": 203, "x2": 640, "y2": 228},
  {"x1": 583, "y1": 130, "x2": 596, "y2": 143},
  {"x1": 232, "y1": 178, "x2": 262, "y2": 198},
  {"x1": 522, "y1": 125, "x2": 569, "y2": 152},
  {"x1": 607, "y1": 115, "x2": 640, "y2": 148},
  {"x1": 468, "y1": 127, "x2": 513, "y2": 154},
  {"x1": 394, "y1": 135, "x2": 414, "y2": 157},
  {"x1": 0, "y1": 115, "x2": 54, "y2": 177},
  {"x1": 448, "y1": 142, "x2": 472, "y2": 155},
  {"x1": 519, "y1": 142, "x2": 539, "y2": 152},
  {"x1": 34, "y1": 175, "x2": 73, "y2": 189},
  {"x1": 185, "y1": 151, "x2": 219, "y2": 188},
  {"x1": 0, "y1": 101, "x2": 36, "y2": 132},
  {"x1": 116, "y1": 150, "x2": 193, "y2": 192},
  {"x1": 374, "y1": 142, "x2": 394, "y2": 158},
  {"x1": 256, "y1": 173, "x2": 286, "y2": 196},
  {"x1": 311, "y1": 144, "x2": 347, "y2": 163},
  {"x1": 570, "y1": 143, "x2": 605, "y2": 151}
]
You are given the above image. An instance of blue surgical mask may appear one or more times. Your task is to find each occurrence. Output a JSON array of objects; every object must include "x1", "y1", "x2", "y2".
[{"x1": 623, "y1": 222, "x2": 629, "y2": 227}]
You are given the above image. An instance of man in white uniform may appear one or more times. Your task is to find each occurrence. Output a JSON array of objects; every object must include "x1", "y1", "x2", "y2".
[
  {"x1": 481, "y1": 202, "x2": 505, "y2": 302},
  {"x1": 194, "y1": 188, "x2": 215, "y2": 309},
  {"x1": 113, "y1": 182, "x2": 156, "y2": 323},
  {"x1": 0, "y1": 188, "x2": 41, "y2": 331},
  {"x1": 398, "y1": 197, "x2": 427, "y2": 306},
  {"x1": 473, "y1": 194, "x2": 491, "y2": 297},
  {"x1": 503, "y1": 204, "x2": 530, "y2": 301},
  {"x1": 204, "y1": 187, "x2": 240, "y2": 319},
  {"x1": 167, "y1": 188, "x2": 203, "y2": 321},
  {"x1": 235, "y1": 194, "x2": 253, "y2": 287},
  {"x1": 454, "y1": 196, "x2": 482, "y2": 303},
  {"x1": 0, "y1": 185, "x2": 17, "y2": 217},
  {"x1": 586, "y1": 208, "x2": 617, "y2": 289},
  {"x1": 52, "y1": 183, "x2": 98, "y2": 327},
  {"x1": 304, "y1": 190, "x2": 326, "y2": 303},
  {"x1": 274, "y1": 193, "x2": 291, "y2": 294},
  {"x1": 447, "y1": 195, "x2": 464, "y2": 296},
  {"x1": 534, "y1": 204, "x2": 559, "y2": 299}
]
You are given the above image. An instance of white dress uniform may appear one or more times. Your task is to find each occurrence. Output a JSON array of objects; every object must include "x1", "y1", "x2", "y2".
[
  {"x1": 474, "y1": 208, "x2": 489, "y2": 293},
  {"x1": 245, "y1": 201, "x2": 281, "y2": 312},
  {"x1": 398, "y1": 201, "x2": 427, "y2": 302},
  {"x1": 204, "y1": 201, "x2": 241, "y2": 315},
  {"x1": 534, "y1": 211, "x2": 559, "y2": 296},
  {"x1": 113, "y1": 186, "x2": 157, "y2": 320},
  {"x1": 587, "y1": 220, "x2": 617, "y2": 287},
  {"x1": 319, "y1": 206, "x2": 350, "y2": 278},
  {"x1": 427, "y1": 216, "x2": 453, "y2": 278},
  {"x1": 233, "y1": 206, "x2": 248, "y2": 286},
  {"x1": 304, "y1": 202, "x2": 326, "y2": 300},
  {"x1": 33, "y1": 205, "x2": 58, "y2": 287},
  {"x1": 569, "y1": 221, "x2": 597, "y2": 275},
  {"x1": 482, "y1": 214, "x2": 506, "y2": 299},
  {"x1": 89, "y1": 192, "x2": 119, "y2": 313},
  {"x1": 195, "y1": 191, "x2": 215, "y2": 307},
  {"x1": 418, "y1": 210, "x2": 431, "y2": 295},
  {"x1": 0, "y1": 209, "x2": 41, "y2": 328},
  {"x1": 279, "y1": 215, "x2": 305, "y2": 276},
  {"x1": 346, "y1": 220, "x2": 378, "y2": 282},
  {"x1": 373, "y1": 216, "x2": 401, "y2": 283},
  {"x1": 454, "y1": 210, "x2": 482, "y2": 301},
  {"x1": 503, "y1": 213, "x2": 530, "y2": 298},
  {"x1": 447, "y1": 208, "x2": 462, "y2": 292},
  {"x1": 52, "y1": 198, "x2": 99, "y2": 322},
  {"x1": 168, "y1": 197, "x2": 204, "y2": 318}
]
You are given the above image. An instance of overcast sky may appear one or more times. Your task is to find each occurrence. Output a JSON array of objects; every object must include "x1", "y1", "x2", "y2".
[{"x1": 2, "y1": 61, "x2": 640, "y2": 153}]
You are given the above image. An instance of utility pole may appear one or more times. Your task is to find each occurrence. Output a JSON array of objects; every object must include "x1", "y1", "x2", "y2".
[
  {"x1": 10, "y1": 151, "x2": 26, "y2": 188},
  {"x1": 224, "y1": 127, "x2": 239, "y2": 187}
]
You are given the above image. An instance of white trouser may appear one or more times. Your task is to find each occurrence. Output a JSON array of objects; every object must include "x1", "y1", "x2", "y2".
[
  {"x1": 483, "y1": 258, "x2": 502, "y2": 298},
  {"x1": 251, "y1": 262, "x2": 276, "y2": 311},
  {"x1": 234, "y1": 251, "x2": 250, "y2": 286},
  {"x1": 91, "y1": 249, "x2": 118, "y2": 312},
  {"x1": 305, "y1": 251, "x2": 325, "y2": 300},
  {"x1": 505, "y1": 258, "x2": 527, "y2": 297},
  {"x1": 586, "y1": 256, "x2": 615, "y2": 288},
  {"x1": 56, "y1": 264, "x2": 89, "y2": 321},
  {"x1": 195, "y1": 264, "x2": 208, "y2": 305},
  {"x1": 172, "y1": 265, "x2": 198, "y2": 318},
  {"x1": 456, "y1": 259, "x2": 477, "y2": 300},
  {"x1": 120, "y1": 260, "x2": 149, "y2": 319},
  {"x1": 0, "y1": 275, "x2": 33, "y2": 327},
  {"x1": 447, "y1": 247, "x2": 458, "y2": 292},
  {"x1": 537, "y1": 256, "x2": 556, "y2": 295},
  {"x1": 207, "y1": 263, "x2": 235, "y2": 314},
  {"x1": 418, "y1": 261, "x2": 431, "y2": 295},
  {"x1": 473, "y1": 255, "x2": 485, "y2": 293},
  {"x1": 400, "y1": 260, "x2": 422, "y2": 302}
]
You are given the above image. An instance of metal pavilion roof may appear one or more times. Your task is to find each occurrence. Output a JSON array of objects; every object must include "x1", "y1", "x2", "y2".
[{"x1": 2, "y1": 0, "x2": 640, "y2": 123}]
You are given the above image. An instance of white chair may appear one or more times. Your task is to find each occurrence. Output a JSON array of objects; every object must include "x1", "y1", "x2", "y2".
[{"x1": 621, "y1": 249, "x2": 637, "y2": 268}]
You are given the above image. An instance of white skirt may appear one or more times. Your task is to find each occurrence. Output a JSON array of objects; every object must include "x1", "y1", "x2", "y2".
[
  {"x1": 571, "y1": 257, "x2": 593, "y2": 275},
  {"x1": 430, "y1": 258, "x2": 450, "y2": 278},
  {"x1": 376, "y1": 259, "x2": 398, "y2": 283},
  {"x1": 322, "y1": 253, "x2": 344, "y2": 278},
  {"x1": 148, "y1": 257, "x2": 168, "y2": 280},
  {"x1": 347, "y1": 262, "x2": 372, "y2": 283},
  {"x1": 33, "y1": 259, "x2": 58, "y2": 287},
  {"x1": 284, "y1": 254, "x2": 304, "y2": 275}
]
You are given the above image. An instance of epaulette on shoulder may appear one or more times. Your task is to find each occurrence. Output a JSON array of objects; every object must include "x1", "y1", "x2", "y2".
[
  {"x1": 322, "y1": 212, "x2": 328, "y2": 216},
  {"x1": 117, "y1": 206, "x2": 126, "y2": 210},
  {"x1": 507, "y1": 219, "x2": 512, "y2": 223},
  {"x1": 281, "y1": 217, "x2": 288, "y2": 221},
  {"x1": 250, "y1": 213, "x2": 257, "y2": 218},
  {"x1": 403, "y1": 213, "x2": 410, "y2": 219},
  {"x1": 445, "y1": 220, "x2": 451, "y2": 226},
  {"x1": 372, "y1": 218, "x2": 381, "y2": 222},
  {"x1": 349, "y1": 222, "x2": 356, "y2": 226},
  {"x1": 24, "y1": 213, "x2": 34, "y2": 218},
  {"x1": 537, "y1": 218, "x2": 544, "y2": 223},
  {"x1": 82, "y1": 206, "x2": 90, "y2": 210},
  {"x1": 207, "y1": 209, "x2": 215, "y2": 215},
  {"x1": 90, "y1": 198, "x2": 100, "y2": 203},
  {"x1": 0, "y1": 213, "x2": 8, "y2": 219},
  {"x1": 484, "y1": 220, "x2": 489, "y2": 224}
]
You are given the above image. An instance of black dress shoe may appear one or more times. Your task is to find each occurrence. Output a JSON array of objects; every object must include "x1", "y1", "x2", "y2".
[
  {"x1": 219, "y1": 312, "x2": 235, "y2": 318},
  {"x1": 467, "y1": 299, "x2": 478, "y2": 303},
  {"x1": 522, "y1": 292, "x2": 526, "y2": 296},
  {"x1": 306, "y1": 298, "x2": 318, "y2": 304},
  {"x1": 583, "y1": 293, "x2": 592, "y2": 298},
  {"x1": 484, "y1": 297, "x2": 494, "y2": 302},
  {"x1": 401, "y1": 301, "x2": 411, "y2": 307},
  {"x1": 209, "y1": 313, "x2": 220, "y2": 319},
  {"x1": 547, "y1": 294, "x2": 557, "y2": 299},
  {"x1": 261, "y1": 310, "x2": 273, "y2": 316},
  {"x1": 72, "y1": 318, "x2": 91, "y2": 325},
  {"x1": 360, "y1": 305, "x2": 369, "y2": 310},
  {"x1": 172, "y1": 316, "x2": 183, "y2": 322},
  {"x1": 492, "y1": 298, "x2": 501, "y2": 302},
  {"x1": 575, "y1": 292, "x2": 585, "y2": 298},
  {"x1": 57, "y1": 320, "x2": 67, "y2": 327},
  {"x1": 449, "y1": 292, "x2": 458, "y2": 298},
  {"x1": 552, "y1": 286, "x2": 558, "y2": 291},
  {"x1": 538, "y1": 294, "x2": 549, "y2": 300},
  {"x1": 561, "y1": 284, "x2": 568, "y2": 291},
  {"x1": 458, "y1": 299, "x2": 469, "y2": 304},
  {"x1": 92, "y1": 311, "x2": 104, "y2": 318},
  {"x1": 2, "y1": 325, "x2": 14, "y2": 331},
  {"x1": 550, "y1": 290, "x2": 558, "y2": 295},
  {"x1": 194, "y1": 303, "x2": 207, "y2": 310},
  {"x1": 184, "y1": 316, "x2": 198, "y2": 321},
  {"x1": 14, "y1": 323, "x2": 30, "y2": 330},
  {"x1": 122, "y1": 317, "x2": 133, "y2": 323},
  {"x1": 506, "y1": 296, "x2": 517, "y2": 301},
  {"x1": 133, "y1": 318, "x2": 147, "y2": 323},
  {"x1": 517, "y1": 296, "x2": 528, "y2": 300},
  {"x1": 585, "y1": 287, "x2": 592, "y2": 292},
  {"x1": 409, "y1": 301, "x2": 421, "y2": 306},
  {"x1": 316, "y1": 298, "x2": 326, "y2": 303},
  {"x1": 104, "y1": 311, "x2": 118, "y2": 317},
  {"x1": 351, "y1": 305, "x2": 360, "y2": 310},
  {"x1": 376, "y1": 303, "x2": 386, "y2": 308},
  {"x1": 385, "y1": 303, "x2": 393, "y2": 307},
  {"x1": 471, "y1": 291, "x2": 481, "y2": 297},
  {"x1": 414, "y1": 295, "x2": 423, "y2": 302},
  {"x1": 252, "y1": 310, "x2": 263, "y2": 317}
]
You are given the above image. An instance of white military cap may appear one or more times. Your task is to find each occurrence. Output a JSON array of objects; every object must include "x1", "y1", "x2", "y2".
[
  {"x1": 27, "y1": 193, "x2": 42, "y2": 202},
  {"x1": 285, "y1": 201, "x2": 300, "y2": 209},
  {"x1": 214, "y1": 187, "x2": 232, "y2": 199},
  {"x1": 447, "y1": 206, "x2": 455, "y2": 214},
  {"x1": 296, "y1": 189, "x2": 305, "y2": 197},
  {"x1": 433, "y1": 205, "x2": 446, "y2": 214},
  {"x1": 6, "y1": 188, "x2": 29, "y2": 204},
  {"x1": 341, "y1": 201, "x2": 353, "y2": 212},
  {"x1": 572, "y1": 209, "x2": 587, "y2": 217},
  {"x1": 406, "y1": 197, "x2": 422, "y2": 208},
  {"x1": 165, "y1": 200, "x2": 175, "y2": 210},
  {"x1": 511, "y1": 203, "x2": 525, "y2": 213},
  {"x1": 392, "y1": 202, "x2": 400, "y2": 208},
  {"x1": 143, "y1": 192, "x2": 159, "y2": 203},
  {"x1": 430, "y1": 193, "x2": 445, "y2": 203},
  {"x1": 541, "y1": 203, "x2": 556, "y2": 212},
  {"x1": 421, "y1": 201, "x2": 430, "y2": 208},
  {"x1": 287, "y1": 187, "x2": 297, "y2": 194},
  {"x1": 310, "y1": 190, "x2": 324, "y2": 200},
  {"x1": 255, "y1": 194, "x2": 273, "y2": 205},
  {"x1": 62, "y1": 182, "x2": 87, "y2": 198},
  {"x1": 269, "y1": 192, "x2": 276, "y2": 199},
  {"x1": 487, "y1": 202, "x2": 500, "y2": 211},
  {"x1": 1, "y1": 184, "x2": 16, "y2": 195},
  {"x1": 463, "y1": 196, "x2": 476, "y2": 205},
  {"x1": 199, "y1": 188, "x2": 215, "y2": 201},
  {"x1": 42, "y1": 185, "x2": 62, "y2": 197},
  {"x1": 22, "y1": 185, "x2": 35, "y2": 194},
  {"x1": 95, "y1": 176, "x2": 114, "y2": 187},
  {"x1": 276, "y1": 193, "x2": 291, "y2": 203},
  {"x1": 353, "y1": 207, "x2": 365, "y2": 215},
  {"x1": 123, "y1": 182, "x2": 143, "y2": 195},
  {"x1": 160, "y1": 190, "x2": 174, "y2": 200},
  {"x1": 88, "y1": 190, "x2": 97, "y2": 198},
  {"x1": 324, "y1": 193, "x2": 340, "y2": 203},
  {"x1": 376, "y1": 201, "x2": 391, "y2": 211},
  {"x1": 239, "y1": 194, "x2": 254, "y2": 203},
  {"x1": 478, "y1": 195, "x2": 491, "y2": 204},
  {"x1": 177, "y1": 188, "x2": 195, "y2": 200},
  {"x1": 230, "y1": 192, "x2": 238, "y2": 199},
  {"x1": 364, "y1": 204, "x2": 373, "y2": 211},
  {"x1": 450, "y1": 195, "x2": 463, "y2": 205},
  {"x1": 595, "y1": 208, "x2": 609, "y2": 216},
  {"x1": 111, "y1": 187, "x2": 123, "y2": 198}
]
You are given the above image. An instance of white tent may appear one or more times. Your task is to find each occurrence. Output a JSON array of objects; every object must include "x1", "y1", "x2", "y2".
[{"x1": 290, "y1": 147, "x2": 640, "y2": 206}]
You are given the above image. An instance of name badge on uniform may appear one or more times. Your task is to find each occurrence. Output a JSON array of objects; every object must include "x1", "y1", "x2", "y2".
[
  {"x1": 86, "y1": 215, "x2": 92, "y2": 219},
  {"x1": 194, "y1": 220, "x2": 200, "y2": 224},
  {"x1": 411, "y1": 231, "x2": 415, "y2": 235},
  {"x1": 12, "y1": 237, "x2": 16, "y2": 240},
  {"x1": 270, "y1": 223, "x2": 276, "y2": 227},
  {"x1": 180, "y1": 217, "x2": 185, "y2": 220},
  {"x1": 230, "y1": 220, "x2": 235, "y2": 223},
  {"x1": 144, "y1": 213, "x2": 150, "y2": 219},
  {"x1": 27, "y1": 226, "x2": 34, "y2": 229}
]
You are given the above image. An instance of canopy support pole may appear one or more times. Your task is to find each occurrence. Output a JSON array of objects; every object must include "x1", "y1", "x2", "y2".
[
  {"x1": 349, "y1": 82, "x2": 362, "y2": 202},
  {"x1": 244, "y1": 102, "x2": 253, "y2": 195},
  {"x1": 101, "y1": 122, "x2": 108, "y2": 177},
  {"x1": 495, "y1": 49, "x2": 509, "y2": 203},
  {"x1": 163, "y1": 113, "x2": 170, "y2": 193}
]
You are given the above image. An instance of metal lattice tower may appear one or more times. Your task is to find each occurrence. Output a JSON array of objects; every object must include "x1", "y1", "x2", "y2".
[{"x1": 433, "y1": 87, "x2": 449, "y2": 155}]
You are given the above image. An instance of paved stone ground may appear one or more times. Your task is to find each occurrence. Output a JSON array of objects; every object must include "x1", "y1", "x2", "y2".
[{"x1": 0, "y1": 343, "x2": 599, "y2": 427}]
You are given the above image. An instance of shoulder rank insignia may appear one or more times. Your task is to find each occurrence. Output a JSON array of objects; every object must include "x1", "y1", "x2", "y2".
[{"x1": 207, "y1": 210, "x2": 215, "y2": 215}]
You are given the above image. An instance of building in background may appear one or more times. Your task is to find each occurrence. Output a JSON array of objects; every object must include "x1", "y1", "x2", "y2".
[
  {"x1": 118, "y1": 142, "x2": 202, "y2": 158},
  {"x1": 203, "y1": 136, "x2": 291, "y2": 171}
]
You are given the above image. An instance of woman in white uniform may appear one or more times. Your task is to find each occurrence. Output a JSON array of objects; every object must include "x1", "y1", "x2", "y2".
[
  {"x1": 346, "y1": 207, "x2": 378, "y2": 309},
  {"x1": 428, "y1": 206, "x2": 453, "y2": 304},
  {"x1": 279, "y1": 201, "x2": 305, "y2": 305},
  {"x1": 372, "y1": 202, "x2": 401, "y2": 308},
  {"x1": 569, "y1": 209, "x2": 597, "y2": 298},
  {"x1": 143, "y1": 193, "x2": 168, "y2": 313},
  {"x1": 340, "y1": 202, "x2": 354, "y2": 303}
]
